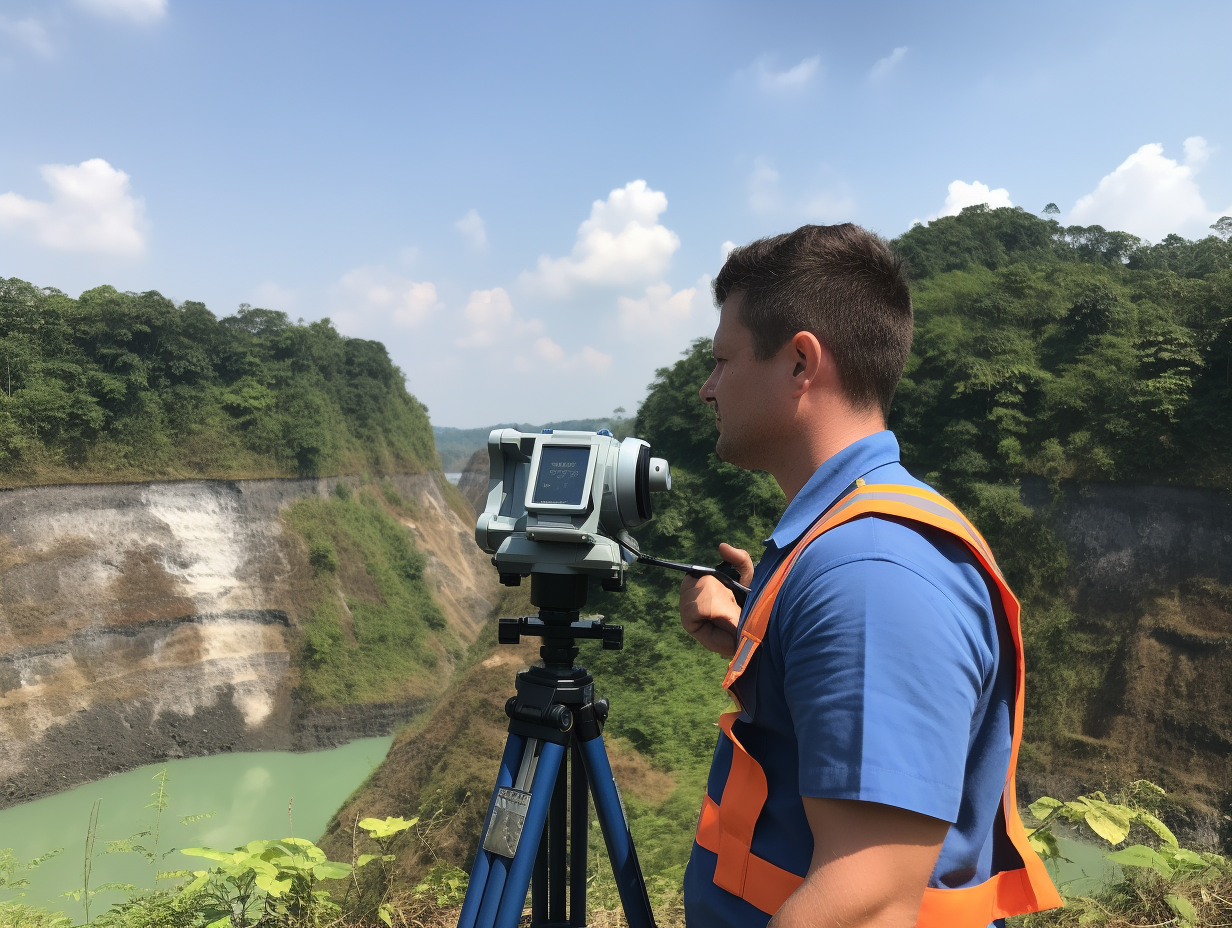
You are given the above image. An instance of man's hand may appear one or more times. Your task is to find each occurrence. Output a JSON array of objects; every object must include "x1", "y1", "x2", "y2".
[
  {"x1": 679, "y1": 543, "x2": 754, "y2": 658},
  {"x1": 768, "y1": 798, "x2": 948, "y2": 928}
]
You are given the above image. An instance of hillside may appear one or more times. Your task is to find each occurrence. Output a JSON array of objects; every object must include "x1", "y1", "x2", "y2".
[
  {"x1": 0, "y1": 279, "x2": 437, "y2": 487},
  {"x1": 0, "y1": 277, "x2": 497, "y2": 805},
  {"x1": 328, "y1": 210, "x2": 1232, "y2": 908},
  {"x1": 0, "y1": 471, "x2": 497, "y2": 808}
]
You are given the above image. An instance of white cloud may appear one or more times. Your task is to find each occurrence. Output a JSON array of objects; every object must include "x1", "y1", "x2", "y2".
[
  {"x1": 748, "y1": 55, "x2": 821, "y2": 92},
  {"x1": 334, "y1": 267, "x2": 441, "y2": 329},
  {"x1": 1183, "y1": 136, "x2": 1211, "y2": 169},
  {"x1": 75, "y1": 0, "x2": 167, "y2": 23},
  {"x1": 749, "y1": 158, "x2": 780, "y2": 213},
  {"x1": 617, "y1": 282, "x2": 699, "y2": 338},
  {"x1": 0, "y1": 158, "x2": 146, "y2": 256},
  {"x1": 521, "y1": 180, "x2": 680, "y2": 297},
  {"x1": 1066, "y1": 137, "x2": 1228, "y2": 241},
  {"x1": 869, "y1": 46, "x2": 907, "y2": 82},
  {"x1": 720, "y1": 240, "x2": 737, "y2": 262},
  {"x1": 513, "y1": 341, "x2": 611, "y2": 375},
  {"x1": 927, "y1": 179, "x2": 1013, "y2": 221},
  {"x1": 0, "y1": 15, "x2": 53, "y2": 55},
  {"x1": 457, "y1": 287, "x2": 529, "y2": 347},
  {"x1": 454, "y1": 208, "x2": 487, "y2": 249},
  {"x1": 455, "y1": 287, "x2": 611, "y2": 373}
]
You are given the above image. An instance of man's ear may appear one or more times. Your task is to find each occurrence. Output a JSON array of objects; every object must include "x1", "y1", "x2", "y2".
[{"x1": 789, "y1": 331, "x2": 826, "y2": 397}]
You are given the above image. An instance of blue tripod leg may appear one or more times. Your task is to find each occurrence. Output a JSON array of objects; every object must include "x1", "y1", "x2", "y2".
[
  {"x1": 456, "y1": 734, "x2": 525, "y2": 928},
  {"x1": 492, "y1": 740, "x2": 566, "y2": 928},
  {"x1": 578, "y1": 735, "x2": 657, "y2": 928}
]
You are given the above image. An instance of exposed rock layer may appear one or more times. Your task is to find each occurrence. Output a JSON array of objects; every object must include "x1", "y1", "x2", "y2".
[
  {"x1": 1021, "y1": 477, "x2": 1232, "y2": 847},
  {"x1": 0, "y1": 474, "x2": 495, "y2": 809}
]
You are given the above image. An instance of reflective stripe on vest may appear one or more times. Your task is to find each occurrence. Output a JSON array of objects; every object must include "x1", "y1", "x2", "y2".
[{"x1": 694, "y1": 483, "x2": 1063, "y2": 924}]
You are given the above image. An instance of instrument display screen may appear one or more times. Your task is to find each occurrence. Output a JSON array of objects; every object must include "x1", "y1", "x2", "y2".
[{"x1": 532, "y1": 446, "x2": 591, "y2": 506}]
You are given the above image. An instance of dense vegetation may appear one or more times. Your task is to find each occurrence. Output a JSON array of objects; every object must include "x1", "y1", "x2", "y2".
[
  {"x1": 286, "y1": 479, "x2": 461, "y2": 707},
  {"x1": 0, "y1": 280, "x2": 437, "y2": 485},
  {"x1": 895, "y1": 208, "x2": 1232, "y2": 489}
]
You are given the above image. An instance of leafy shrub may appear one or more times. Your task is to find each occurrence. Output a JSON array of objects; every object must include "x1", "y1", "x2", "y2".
[{"x1": 1018, "y1": 782, "x2": 1231, "y2": 927}]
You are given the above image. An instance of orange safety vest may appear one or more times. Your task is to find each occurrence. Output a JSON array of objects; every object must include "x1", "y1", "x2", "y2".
[{"x1": 694, "y1": 482, "x2": 1063, "y2": 925}]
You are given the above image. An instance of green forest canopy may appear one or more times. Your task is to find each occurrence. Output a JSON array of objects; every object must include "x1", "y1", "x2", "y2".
[
  {"x1": 892, "y1": 207, "x2": 1232, "y2": 490},
  {"x1": 0, "y1": 281, "x2": 438, "y2": 484}
]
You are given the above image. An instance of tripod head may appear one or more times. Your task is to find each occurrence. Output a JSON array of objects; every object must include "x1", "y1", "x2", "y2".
[{"x1": 497, "y1": 573, "x2": 623, "y2": 670}]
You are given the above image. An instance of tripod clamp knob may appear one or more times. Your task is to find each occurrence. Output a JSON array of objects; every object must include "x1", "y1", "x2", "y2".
[{"x1": 504, "y1": 693, "x2": 576, "y2": 734}]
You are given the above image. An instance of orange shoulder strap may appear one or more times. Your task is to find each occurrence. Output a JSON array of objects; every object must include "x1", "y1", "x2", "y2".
[{"x1": 699, "y1": 483, "x2": 1063, "y2": 924}]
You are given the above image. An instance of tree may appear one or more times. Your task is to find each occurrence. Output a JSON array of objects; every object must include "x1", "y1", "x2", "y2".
[
  {"x1": 1043, "y1": 203, "x2": 1060, "y2": 215},
  {"x1": 1211, "y1": 216, "x2": 1232, "y2": 241}
]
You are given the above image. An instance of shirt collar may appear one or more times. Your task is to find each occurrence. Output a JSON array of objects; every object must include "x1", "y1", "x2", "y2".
[{"x1": 765, "y1": 430, "x2": 902, "y2": 551}]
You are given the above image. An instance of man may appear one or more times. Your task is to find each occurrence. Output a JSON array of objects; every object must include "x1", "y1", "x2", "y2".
[{"x1": 679, "y1": 225, "x2": 1060, "y2": 928}]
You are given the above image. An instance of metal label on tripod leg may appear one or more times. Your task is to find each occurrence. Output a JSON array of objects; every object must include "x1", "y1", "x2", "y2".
[{"x1": 482, "y1": 786, "x2": 531, "y2": 858}]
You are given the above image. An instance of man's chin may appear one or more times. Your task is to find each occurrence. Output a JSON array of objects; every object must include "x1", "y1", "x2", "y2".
[{"x1": 714, "y1": 433, "x2": 751, "y2": 468}]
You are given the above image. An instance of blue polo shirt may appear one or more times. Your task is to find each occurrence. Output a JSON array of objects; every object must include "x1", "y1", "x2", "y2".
[{"x1": 683, "y1": 431, "x2": 1015, "y2": 928}]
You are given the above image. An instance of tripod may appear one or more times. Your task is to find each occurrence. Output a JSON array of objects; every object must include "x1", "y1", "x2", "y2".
[{"x1": 456, "y1": 575, "x2": 658, "y2": 928}]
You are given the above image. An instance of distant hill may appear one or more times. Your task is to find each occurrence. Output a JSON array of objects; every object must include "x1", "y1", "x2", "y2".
[{"x1": 434, "y1": 418, "x2": 621, "y2": 471}]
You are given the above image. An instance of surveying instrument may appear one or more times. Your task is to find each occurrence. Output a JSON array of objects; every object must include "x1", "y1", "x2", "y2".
[{"x1": 457, "y1": 428, "x2": 746, "y2": 928}]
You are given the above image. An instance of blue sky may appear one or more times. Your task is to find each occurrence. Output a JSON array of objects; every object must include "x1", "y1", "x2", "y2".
[{"x1": 2, "y1": 1, "x2": 1230, "y2": 427}]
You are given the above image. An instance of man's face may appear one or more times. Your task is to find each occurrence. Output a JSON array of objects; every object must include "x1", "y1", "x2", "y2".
[{"x1": 699, "y1": 294, "x2": 792, "y2": 468}]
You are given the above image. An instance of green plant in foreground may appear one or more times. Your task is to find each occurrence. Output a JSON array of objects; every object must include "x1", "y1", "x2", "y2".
[
  {"x1": 1023, "y1": 782, "x2": 1231, "y2": 926},
  {"x1": 60, "y1": 799, "x2": 135, "y2": 925},
  {"x1": 343, "y1": 813, "x2": 470, "y2": 925},
  {"x1": 351, "y1": 815, "x2": 415, "y2": 927},
  {"x1": 1, "y1": 849, "x2": 62, "y2": 903},
  {"x1": 412, "y1": 863, "x2": 468, "y2": 910},
  {"x1": 0, "y1": 901, "x2": 73, "y2": 928},
  {"x1": 178, "y1": 838, "x2": 352, "y2": 927}
]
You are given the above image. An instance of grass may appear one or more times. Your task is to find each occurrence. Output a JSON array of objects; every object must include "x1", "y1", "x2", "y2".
[
  {"x1": 285, "y1": 482, "x2": 454, "y2": 707},
  {"x1": 1011, "y1": 871, "x2": 1232, "y2": 927}
]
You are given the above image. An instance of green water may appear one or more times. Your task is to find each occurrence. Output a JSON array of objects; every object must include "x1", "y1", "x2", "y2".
[
  {"x1": 1053, "y1": 834, "x2": 1122, "y2": 896},
  {"x1": 0, "y1": 737, "x2": 393, "y2": 916}
]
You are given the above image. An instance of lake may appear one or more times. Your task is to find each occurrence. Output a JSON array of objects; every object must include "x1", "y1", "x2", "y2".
[{"x1": 0, "y1": 737, "x2": 393, "y2": 916}]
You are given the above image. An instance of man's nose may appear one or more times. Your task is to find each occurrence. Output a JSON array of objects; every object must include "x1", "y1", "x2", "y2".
[{"x1": 699, "y1": 377, "x2": 716, "y2": 405}]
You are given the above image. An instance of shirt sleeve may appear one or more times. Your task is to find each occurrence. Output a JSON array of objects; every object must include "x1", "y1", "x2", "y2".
[{"x1": 777, "y1": 528, "x2": 995, "y2": 824}]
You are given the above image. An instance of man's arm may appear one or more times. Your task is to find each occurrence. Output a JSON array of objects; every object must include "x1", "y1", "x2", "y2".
[{"x1": 769, "y1": 798, "x2": 947, "y2": 928}]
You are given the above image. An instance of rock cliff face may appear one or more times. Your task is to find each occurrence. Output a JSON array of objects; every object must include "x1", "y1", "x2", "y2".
[
  {"x1": 1022, "y1": 478, "x2": 1232, "y2": 608},
  {"x1": 1022, "y1": 477, "x2": 1232, "y2": 845},
  {"x1": 0, "y1": 474, "x2": 495, "y2": 809}
]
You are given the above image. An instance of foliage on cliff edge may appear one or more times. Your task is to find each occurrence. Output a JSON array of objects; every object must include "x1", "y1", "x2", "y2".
[{"x1": 0, "y1": 280, "x2": 438, "y2": 484}]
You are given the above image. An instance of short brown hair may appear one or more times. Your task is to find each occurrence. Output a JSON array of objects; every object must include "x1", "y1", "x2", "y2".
[{"x1": 713, "y1": 223, "x2": 913, "y2": 418}]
